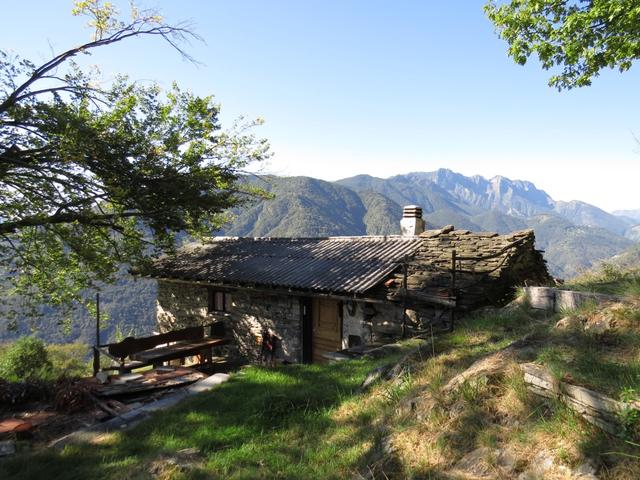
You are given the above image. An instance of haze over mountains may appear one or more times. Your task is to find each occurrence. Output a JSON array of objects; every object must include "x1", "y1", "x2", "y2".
[
  {"x1": 226, "y1": 169, "x2": 638, "y2": 278},
  {"x1": 2, "y1": 168, "x2": 638, "y2": 344}
]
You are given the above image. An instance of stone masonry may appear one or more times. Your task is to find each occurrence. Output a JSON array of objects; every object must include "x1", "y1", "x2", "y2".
[{"x1": 157, "y1": 281, "x2": 302, "y2": 362}]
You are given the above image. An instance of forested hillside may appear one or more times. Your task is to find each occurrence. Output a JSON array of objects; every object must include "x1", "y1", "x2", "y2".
[
  {"x1": 2, "y1": 169, "x2": 637, "y2": 344},
  {"x1": 224, "y1": 171, "x2": 637, "y2": 278}
]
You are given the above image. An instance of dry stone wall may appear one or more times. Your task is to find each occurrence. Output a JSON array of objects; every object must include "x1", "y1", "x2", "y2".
[
  {"x1": 386, "y1": 226, "x2": 551, "y2": 311},
  {"x1": 156, "y1": 281, "x2": 302, "y2": 362}
]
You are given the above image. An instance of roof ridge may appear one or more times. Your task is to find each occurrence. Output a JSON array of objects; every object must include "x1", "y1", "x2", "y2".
[{"x1": 206, "y1": 235, "x2": 422, "y2": 242}]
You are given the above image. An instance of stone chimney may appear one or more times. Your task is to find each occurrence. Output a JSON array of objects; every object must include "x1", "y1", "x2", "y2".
[{"x1": 400, "y1": 205, "x2": 425, "y2": 236}]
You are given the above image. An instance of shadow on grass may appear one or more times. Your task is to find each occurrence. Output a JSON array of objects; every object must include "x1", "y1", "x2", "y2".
[
  {"x1": 541, "y1": 327, "x2": 640, "y2": 397},
  {"x1": 0, "y1": 359, "x2": 394, "y2": 480}
]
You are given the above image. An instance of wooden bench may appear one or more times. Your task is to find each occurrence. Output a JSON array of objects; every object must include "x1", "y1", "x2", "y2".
[{"x1": 96, "y1": 323, "x2": 229, "y2": 374}]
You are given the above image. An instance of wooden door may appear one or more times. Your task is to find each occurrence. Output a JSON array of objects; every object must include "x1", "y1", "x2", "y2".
[{"x1": 312, "y1": 298, "x2": 342, "y2": 363}]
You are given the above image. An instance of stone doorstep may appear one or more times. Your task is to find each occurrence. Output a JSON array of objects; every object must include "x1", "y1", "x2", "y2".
[{"x1": 48, "y1": 373, "x2": 231, "y2": 450}]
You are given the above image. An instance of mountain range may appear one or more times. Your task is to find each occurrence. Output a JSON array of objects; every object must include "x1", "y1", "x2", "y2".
[
  {"x1": 224, "y1": 169, "x2": 638, "y2": 278},
  {"x1": 2, "y1": 168, "x2": 638, "y2": 344}
]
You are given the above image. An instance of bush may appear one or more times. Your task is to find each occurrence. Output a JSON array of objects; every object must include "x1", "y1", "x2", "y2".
[
  {"x1": 47, "y1": 343, "x2": 91, "y2": 378},
  {"x1": 0, "y1": 337, "x2": 52, "y2": 381}
]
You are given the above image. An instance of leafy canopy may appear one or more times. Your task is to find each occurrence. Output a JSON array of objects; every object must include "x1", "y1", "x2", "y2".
[
  {"x1": 485, "y1": 0, "x2": 640, "y2": 89},
  {"x1": 0, "y1": 1, "x2": 270, "y2": 320}
]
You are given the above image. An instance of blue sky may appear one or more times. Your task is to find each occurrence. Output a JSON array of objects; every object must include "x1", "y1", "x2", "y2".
[{"x1": 2, "y1": 1, "x2": 639, "y2": 211}]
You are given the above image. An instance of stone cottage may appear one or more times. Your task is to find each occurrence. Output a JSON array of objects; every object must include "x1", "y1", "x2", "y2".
[{"x1": 138, "y1": 206, "x2": 550, "y2": 363}]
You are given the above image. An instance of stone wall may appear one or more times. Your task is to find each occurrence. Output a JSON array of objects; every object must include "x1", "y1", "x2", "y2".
[
  {"x1": 384, "y1": 226, "x2": 551, "y2": 311},
  {"x1": 157, "y1": 281, "x2": 411, "y2": 361},
  {"x1": 522, "y1": 286, "x2": 621, "y2": 313},
  {"x1": 341, "y1": 301, "x2": 408, "y2": 345},
  {"x1": 156, "y1": 281, "x2": 302, "y2": 362}
]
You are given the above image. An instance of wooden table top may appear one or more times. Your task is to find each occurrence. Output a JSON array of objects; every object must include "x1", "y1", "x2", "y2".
[{"x1": 130, "y1": 337, "x2": 228, "y2": 363}]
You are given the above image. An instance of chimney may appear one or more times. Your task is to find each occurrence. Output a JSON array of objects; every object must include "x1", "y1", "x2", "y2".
[{"x1": 400, "y1": 205, "x2": 425, "y2": 236}]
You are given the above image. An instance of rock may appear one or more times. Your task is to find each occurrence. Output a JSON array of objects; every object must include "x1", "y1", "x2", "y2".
[
  {"x1": 177, "y1": 447, "x2": 200, "y2": 457},
  {"x1": 530, "y1": 449, "x2": 555, "y2": 473},
  {"x1": 517, "y1": 472, "x2": 537, "y2": 480},
  {"x1": 477, "y1": 306, "x2": 500, "y2": 316},
  {"x1": 517, "y1": 450, "x2": 598, "y2": 480},
  {"x1": 504, "y1": 295, "x2": 527, "y2": 311},
  {"x1": 524, "y1": 286, "x2": 556, "y2": 311},
  {"x1": 452, "y1": 447, "x2": 496, "y2": 478},
  {"x1": 380, "y1": 435, "x2": 396, "y2": 456},
  {"x1": 574, "y1": 462, "x2": 596, "y2": 475},
  {"x1": 0, "y1": 440, "x2": 16, "y2": 457},
  {"x1": 585, "y1": 309, "x2": 616, "y2": 334},
  {"x1": 573, "y1": 459, "x2": 598, "y2": 478},
  {"x1": 554, "y1": 315, "x2": 583, "y2": 331},
  {"x1": 359, "y1": 366, "x2": 386, "y2": 392},
  {"x1": 96, "y1": 371, "x2": 110, "y2": 384},
  {"x1": 495, "y1": 448, "x2": 518, "y2": 473}
]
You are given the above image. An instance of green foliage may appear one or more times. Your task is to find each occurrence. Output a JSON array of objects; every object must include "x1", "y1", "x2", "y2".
[
  {"x1": 0, "y1": 356, "x2": 402, "y2": 479},
  {"x1": 0, "y1": 340, "x2": 90, "y2": 381},
  {"x1": 46, "y1": 343, "x2": 91, "y2": 378},
  {"x1": 381, "y1": 371, "x2": 413, "y2": 405},
  {"x1": 617, "y1": 405, "x2": 640, "y2": 439},
  {"x1": 0, "y1": 337, "x2": 52, "y2": 381},
  {"x1": 458, "y1": 376, "x2": 489, "y2": 405},
  {"x1": 485, "y1": 0, "x2": 640, "y2": 89},
  {"x1": 0, "y1": 2, "x2": 270, "y2": 322},
  {"x1": 564, "y1": 262, "x2": 640, "y2": 298}
]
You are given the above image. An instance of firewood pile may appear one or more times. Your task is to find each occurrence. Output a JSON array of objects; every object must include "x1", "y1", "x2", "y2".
[
  {"x1": 52, "y1": 378, "x2": 97, "y2": 413},
  {"x1": 0, "y1": 378, "x2": 53, "y2": 407}
]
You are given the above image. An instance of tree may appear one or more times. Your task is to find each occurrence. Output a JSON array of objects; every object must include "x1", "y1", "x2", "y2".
[
  {"x1": 0, "y1": 1, "x2": 270, "y2": 320},
  {"x1": 485, "y1": 0, "x2": 640, "y2": 89}
]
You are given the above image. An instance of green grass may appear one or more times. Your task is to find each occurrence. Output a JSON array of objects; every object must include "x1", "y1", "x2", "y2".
[
  {"x1": 536, "y1": 340, "x2": 640, "y2": 399},
  {"x1": 3, "y1": 299, "x2": 640, "y2": 479},
  {"x1": 0, "y1": 353, "x2": 407, "y2": 480},
  {"x1": 0, "y1": 341, "x2": 91, "y2": 381},
  {"x1": 538, "y1": 297, "x2": 640, "y2": 399},
  {"x1": 563, "y1": 262, "x2": 640, "y2": 298}
]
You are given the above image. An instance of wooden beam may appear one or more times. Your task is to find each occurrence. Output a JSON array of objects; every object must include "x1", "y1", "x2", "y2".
[
  {"x1": 388, "y1": 288, "x2": 457, "y2": 308},
  {"x1": 148, "y1": 276, "x2": 391, "y2": 305}
]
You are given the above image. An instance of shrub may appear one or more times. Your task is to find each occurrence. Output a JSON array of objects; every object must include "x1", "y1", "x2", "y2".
[
  {"x1": 0, "y1": 337, "x2": 52, "y2": 381},
  {"x1": 47, "y1": 343, "x2": 91, "y2": 378},
  {"x1": 0, "y1": 378, "x2": 53, "y2": 406}
]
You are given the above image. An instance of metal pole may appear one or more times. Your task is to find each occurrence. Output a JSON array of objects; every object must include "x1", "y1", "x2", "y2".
[
  {"x1": 401, "y1": 255, "x2": 408, "y2": 338},
  {"x1": 449, "y1": 250, "x2": 456, "y2": 332},
  {"x1": 93, "y1": 292, "x2": 100, "y2": 376}
]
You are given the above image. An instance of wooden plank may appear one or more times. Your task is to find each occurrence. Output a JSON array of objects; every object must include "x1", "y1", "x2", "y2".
[
  {"x1": 95, "y1": 370, "x2": 207, "y2": 397},
  {"x1": 520, "y1": 363, "x2": 559, "y2": 394},
  {"x1": 520, "y1": 362, "x2": 639, "y2": 437},
  {"x1": 312, "y1": 298, "x2": 342, "y2": 363},
  {"x1": 561, "y1": 383, "x2": 626, "y2": 416},
  {"x1": 129, "y1": 337, "x2": 227, "y2": 363},
  {"x1": 388, "y1": 288, "x2": 457, "y2": 308}
]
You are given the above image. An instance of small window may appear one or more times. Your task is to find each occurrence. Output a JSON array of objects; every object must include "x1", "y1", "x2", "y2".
[{"x1": 208, "y1": 288, "x2": 232, "y2": 313}]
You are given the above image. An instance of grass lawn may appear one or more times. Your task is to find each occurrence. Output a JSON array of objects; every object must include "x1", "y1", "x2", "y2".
[
  {"x1": 0, "y1": 351, "x2": 410, "y2": 480},
  {"x1": 3, "y1": 298, "x2": 640, "y2": 479}
]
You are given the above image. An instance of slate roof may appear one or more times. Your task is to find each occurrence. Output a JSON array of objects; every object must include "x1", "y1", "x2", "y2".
[{"x1": 143, "y1": 236, "x2": 424, "y2": 295}]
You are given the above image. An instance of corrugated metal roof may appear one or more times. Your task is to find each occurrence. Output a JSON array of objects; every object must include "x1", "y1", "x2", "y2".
[{"x1": 145, "y1": 236, "x2": 423, "y2": 295}]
